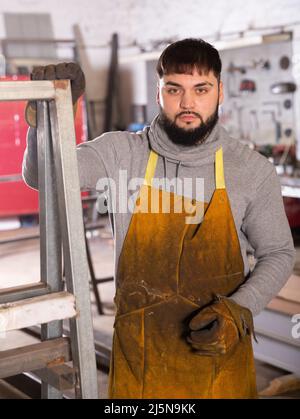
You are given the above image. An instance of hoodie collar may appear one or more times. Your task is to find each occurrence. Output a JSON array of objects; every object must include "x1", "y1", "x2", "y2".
[{"x1": 147, "y1": 114, "x2": 229, "y2": 167}]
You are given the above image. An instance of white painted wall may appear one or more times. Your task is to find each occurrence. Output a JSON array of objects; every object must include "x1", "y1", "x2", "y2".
[
  {"x1": 0, "y1": 0, "x2": 299, "y2": 130},
  {"x1": 1, "y1": 0, "x2": 299, "y2": 46}
]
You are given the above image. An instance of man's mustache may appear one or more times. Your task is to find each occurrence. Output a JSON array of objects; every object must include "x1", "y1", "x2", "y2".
[{"x1": 176, "y1": 111, "x2": 203, "y2": 120}]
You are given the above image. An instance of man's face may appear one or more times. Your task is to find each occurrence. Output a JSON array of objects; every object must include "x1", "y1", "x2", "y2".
[{"x1": 157, "y1": 69, "x2": 224, "y2": 145}]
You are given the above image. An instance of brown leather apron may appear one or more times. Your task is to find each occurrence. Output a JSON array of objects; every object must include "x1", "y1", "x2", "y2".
[{"x1": 108, "y1": 147, "x2": 257, "y2": 399}]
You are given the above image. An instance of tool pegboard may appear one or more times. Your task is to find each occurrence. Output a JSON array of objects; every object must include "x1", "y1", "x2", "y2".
[{"x1": 220, "y1": 40, "x2": 296, "y2": 146}]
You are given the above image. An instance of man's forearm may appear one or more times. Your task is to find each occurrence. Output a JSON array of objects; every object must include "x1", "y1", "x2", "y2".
[
  {"x1": 22, "y1": 127, "x2": 118, "y2": 193},
  {"x1": 230, "y1": 164, "x2": 296, "y2": 316},
  {"x1": 230, "y1": 245, "x2": 295, "y2": 316}
]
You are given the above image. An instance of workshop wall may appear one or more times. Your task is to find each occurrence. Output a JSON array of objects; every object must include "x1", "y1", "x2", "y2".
[
  {"x1": 0, "y1": 0, "x2": 299, "y2": 131},
  {"x1": 1, "y1": 0, "x2": 299, "y2": 48}
]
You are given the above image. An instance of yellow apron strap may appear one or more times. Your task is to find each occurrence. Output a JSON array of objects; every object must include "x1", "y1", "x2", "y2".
[
  {"x1": 144, "y1": 149, "x2": 225, "y2": 188},
  {"x1": 215, "y1": 147, "x2": 226, "y2": 189},
  {"x1": 144, "y1": 150, "x2": 159, "y2": 186}
]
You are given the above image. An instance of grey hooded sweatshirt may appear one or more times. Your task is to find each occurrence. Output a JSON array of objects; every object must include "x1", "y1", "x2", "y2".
[{"x1": 22, "y1": 116, "x2": 295, "y2": 316}]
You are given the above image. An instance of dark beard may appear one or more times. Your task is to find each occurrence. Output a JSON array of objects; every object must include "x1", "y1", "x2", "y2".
[{"x1": 159, "y1": 106, "x2": 219, "y2": 147}]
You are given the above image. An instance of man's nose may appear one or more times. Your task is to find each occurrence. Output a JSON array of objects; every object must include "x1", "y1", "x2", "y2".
[{"x1": 180, "y1": 92, "x2": 195, "y2": 109}]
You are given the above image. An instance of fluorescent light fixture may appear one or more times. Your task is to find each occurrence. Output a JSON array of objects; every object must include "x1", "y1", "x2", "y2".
[
  {"x1": 214, "y1": 36, "x2": 263, "y2": 50},
  {"x1": 120, "y1": 31, "x2": 293, "y2": 63},
  {"x1": 262, "y1": 31, "x2": 292, "y2": 43}
]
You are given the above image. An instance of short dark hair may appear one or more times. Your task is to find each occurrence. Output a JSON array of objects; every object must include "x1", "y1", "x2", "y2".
[{"x1": 156, "y1": 38, "x2": 222, "y2": 82}]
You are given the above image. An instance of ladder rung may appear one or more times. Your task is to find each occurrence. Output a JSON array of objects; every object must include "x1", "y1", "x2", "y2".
[
  {"x1": 0, "y1": 337, "x2": 71, "y2": 379},
  {"x1": 0, "y1": 283, "x2": 50, "y2": 304},
  {"x1": 0, "y1": 291, "x2": 76, "y2": 333}
]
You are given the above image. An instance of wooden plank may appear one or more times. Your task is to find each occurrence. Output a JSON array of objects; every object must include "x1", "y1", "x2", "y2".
[
  {"x1": 259, "y1": 374, "x2": 300, "y2": 397},
  {"x1": 267, "y1": 296, "x2": 300, "y2": 316},
  {"x1": 0, "y1": 337, "x2": 72, "y2": 379},
  {"x1": 277, "y1": 274, "x2": 300, "y2": 304},
  {"x1": 0, "y1": 291, "x2": 77, "y2": 332},
  {"x1": 0, "y1": 283, "x2": 50, "y2": 304}
]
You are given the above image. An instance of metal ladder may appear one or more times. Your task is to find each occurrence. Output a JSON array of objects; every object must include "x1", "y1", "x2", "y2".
[{"x1": 0, "y1": 80, "x2": 98, "y2": 399}]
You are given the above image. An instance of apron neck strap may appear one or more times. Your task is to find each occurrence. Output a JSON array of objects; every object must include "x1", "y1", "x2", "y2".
[
  {"x1": 144, "y1": 151, "x2": 159, "y2": 186},
  {"x1": 215, "y1": 147, "x2": 226, "y2": 190},
  {"x1": 144, "y1": 148, "x2": 226, "y2": 190}
]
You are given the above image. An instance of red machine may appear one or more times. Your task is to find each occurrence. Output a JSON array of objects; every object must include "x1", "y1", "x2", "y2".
[
  {"x1": 0, "y1": 75, "x2": 87, "y2": 217},
  {"x1": 283, "y1": 197, "x2": 300, "y2": 228}
]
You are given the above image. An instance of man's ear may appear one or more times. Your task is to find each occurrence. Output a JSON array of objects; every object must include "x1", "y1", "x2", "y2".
[
  {"x1": 156, "y1": 83, "x2": 161, "y2": 105},
  {"x1": 218, "y1": 80, "x2": 224, "y2": 105}
]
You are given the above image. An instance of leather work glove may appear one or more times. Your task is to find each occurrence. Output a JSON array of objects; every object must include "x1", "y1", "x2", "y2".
[
  {"x1": 187, "y1": 295, "x2": 257, "y2": 356},
  {"x1": 25, "y1": 62, "x2": 86, "y2": 127}
]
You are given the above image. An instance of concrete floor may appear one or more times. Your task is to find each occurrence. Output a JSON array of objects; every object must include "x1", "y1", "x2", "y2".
[{"x1": 0, "y1": 215, "x2": 299, "y2": 399}]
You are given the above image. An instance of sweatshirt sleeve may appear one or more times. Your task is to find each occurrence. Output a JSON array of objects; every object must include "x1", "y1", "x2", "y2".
[
  {"x1": 22, "y1": 127, "x2": 118, "y2": 191},
  {"x1": 230, "y1": 166, "x2": 296, "y2": 317},
  {"x1": 22, "y1": 127, "x2": 39, "y2": 189}
]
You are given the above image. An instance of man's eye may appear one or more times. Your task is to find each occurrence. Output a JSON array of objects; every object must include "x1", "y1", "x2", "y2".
[
  {"x1": 196, "y1": 88, "x2": 207, "y2": 94},
  {"x1": 167, "y1": 88, "x2": 180, "y2": 94}
]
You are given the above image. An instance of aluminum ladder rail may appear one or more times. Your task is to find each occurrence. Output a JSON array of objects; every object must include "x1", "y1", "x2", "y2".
[{"x1": 0, "y1": 80, "x2": 98, "y2": 399}]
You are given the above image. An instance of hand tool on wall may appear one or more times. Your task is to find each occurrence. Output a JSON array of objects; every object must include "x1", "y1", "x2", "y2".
[
  {"x1": 249, "y1": 110, "x2": 259, "y2": 143},
  {"x1": 284, "y1": 99, "x2": 293, "y2": 110},
  {"x1": 263, "y1": 110, "x2": 282, "y2": 144},
  {"x1": 228, "y1": 72, "x2": 240, "y2": 98},
  {"x1": 262, "y1": 101, "x2": 282, "y2": 117},
  {"x1": 250, "y1": 110, "x2": 259, "y2": 130},
  {"x1": 233, "y1": 102, "x2": 245, "y2": 139},
  {"x1": 227, "y1": 61, "x2": 247, "y2": 74},
  {"x1": 271, "y1": 82, "x2": 297, "y2": 94},
  {"x1": 240, "y1": 79, "x2": 256, "y2": 93},
  {"x1": 279, "y1": 56, "x2": 290, "y2": 70}
]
